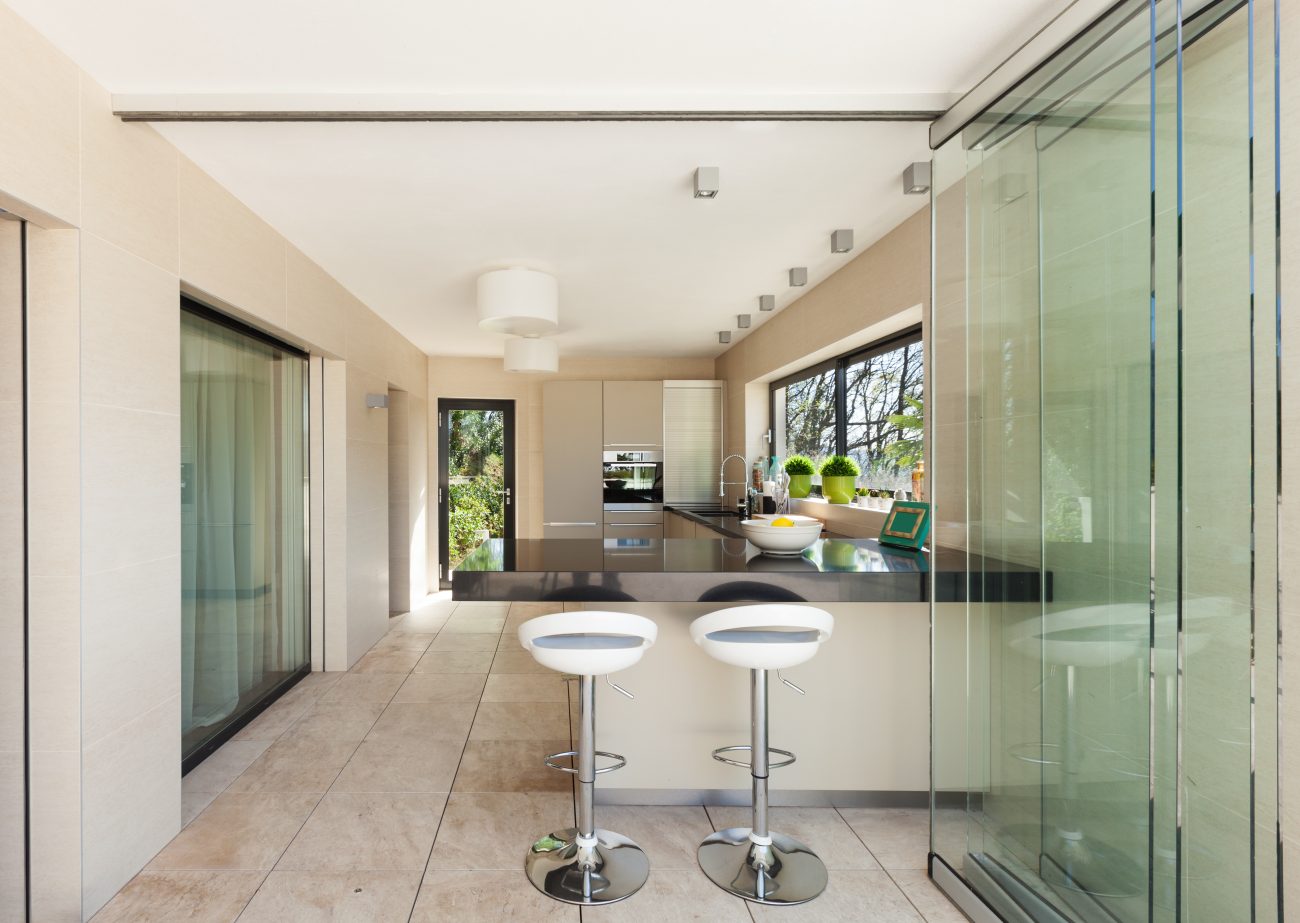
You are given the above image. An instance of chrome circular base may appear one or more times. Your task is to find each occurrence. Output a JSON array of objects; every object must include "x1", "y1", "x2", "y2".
[
  {"x1": 525, "y1": 827, "x2": 650, "y2": 905},
  {"x1": 697, "y1": 827, "x2": 828, "y2": 905}
]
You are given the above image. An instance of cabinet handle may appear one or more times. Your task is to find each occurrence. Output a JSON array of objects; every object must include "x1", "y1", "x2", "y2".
[
  {"x1": 606, "y1": 523, "x2": 660, "y2": 528},
  {"x1": 545, "y1": 522, "x2": 598, "y2": 527}
]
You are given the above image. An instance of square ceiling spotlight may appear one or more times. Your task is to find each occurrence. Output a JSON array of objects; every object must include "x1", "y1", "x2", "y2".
[
  {"x1": 737, "y1": 314, "x2": 751, "y2": 329},
  {"x1": 789, "y1": 267, "x2": 808, "y2": 287},
  {"x1": 759, "y1": 294, "x2": 776, "y2": 312},
  {"x1": 903, "y1": 162, "x2": 932, "y2": 195},
  {"x1": 694, "y1": 166, "x2": 720, "y2": 198},
  {"x1": 718, "y1": 330, "x2": 732, "y2": 344},
  {"x1": 831, "y1": 229, "x2": 854, "y2": 253}
]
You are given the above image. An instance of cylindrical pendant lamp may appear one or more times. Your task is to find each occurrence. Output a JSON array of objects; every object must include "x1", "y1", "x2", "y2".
[{"x1": 477, "y1": 268, "x2": 559, "y2": 336}]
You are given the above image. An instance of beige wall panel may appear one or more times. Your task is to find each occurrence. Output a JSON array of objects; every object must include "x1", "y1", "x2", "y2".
[
  {"x1": 0, "y1": 4, "x2": 79, "y2": 225},
  {"x1": 79, "y1": 80, "x2": 179, "y2": 273},
  {"x1": 345, "y1": 366, "x2": 390, "y2": 664},
  {"x1": 323, "y1": 359, "x2": 350, "y2": 672},
  {"x1": 80, "y1": 694, "x2": 181, "y2": 919},
  {"x1": 178, "y1": 157, "x2": 288, "y2": 330},
  {"x1": 286, "y1": 244, "x2": 350, "y2": 357},
  {"x1": 28, "y1": 747, "x2": 80, "y2": 921},
  {"x1": 405, "y1": 393, "x2": 430, "y2": 605},
  {"x1": 81, "y1": 233, "x2": 180, "y2": 415}
]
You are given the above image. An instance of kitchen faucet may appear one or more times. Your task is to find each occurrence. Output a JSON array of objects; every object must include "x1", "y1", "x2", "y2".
[{"x1": 719, "y1": 453, "x2": 748, "y2": 499}]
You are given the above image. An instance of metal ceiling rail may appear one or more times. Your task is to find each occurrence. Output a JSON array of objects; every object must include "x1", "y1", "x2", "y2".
[{"x1": 115, "y1": 108, "x2": 944, "y2": 123}]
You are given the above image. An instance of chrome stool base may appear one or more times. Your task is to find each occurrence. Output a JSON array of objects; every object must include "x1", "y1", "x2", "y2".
[
  {"x1": 698, "y1": 827, "x2": 828, "y2": 905},
  {"x1": 525, "y1": 826, "x2": 650, "y2": 906}
]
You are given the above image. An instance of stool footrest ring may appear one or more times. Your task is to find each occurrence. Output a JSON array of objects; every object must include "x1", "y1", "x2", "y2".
[
  {"x1": 711, "y1": 744, "x2": 796, "y2": 770},
  {"x1": 544, "y1": 749, "x2": 627, "y2": 775}
]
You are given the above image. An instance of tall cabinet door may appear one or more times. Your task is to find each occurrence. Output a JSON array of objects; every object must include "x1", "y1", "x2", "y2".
[
  {"x1": 602, "y1": 380, "x2": 663, "y2": 448},
  {"x1": 543, "y1": 380, "x2": 603, "y2": 539}
]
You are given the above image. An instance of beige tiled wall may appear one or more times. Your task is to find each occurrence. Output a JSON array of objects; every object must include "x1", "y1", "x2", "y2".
[
  {"x1": 712, "y1": 206, "x2": 930, "y2": 508},
  {"x1": 0, "y1": 1, "x2": 433, "y2": 917}
]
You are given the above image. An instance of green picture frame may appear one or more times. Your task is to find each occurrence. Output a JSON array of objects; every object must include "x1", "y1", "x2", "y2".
[{"x1": 878, "y1": 500, "x2": 931, "y2": 550}]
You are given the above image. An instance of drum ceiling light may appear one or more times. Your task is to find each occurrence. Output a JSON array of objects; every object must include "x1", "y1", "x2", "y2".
[
  {"x1": 504, "y1": 336, "x2": 559, "y2": 374},
  {"x1": 477, "y1": 267, "x2": 559, "y2": 336}
]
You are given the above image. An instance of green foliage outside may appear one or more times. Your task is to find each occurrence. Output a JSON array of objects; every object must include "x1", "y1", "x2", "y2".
[
  {"x1": 447, "y1": 409, "x2": 506, "y2": 569},
  {"x1": 784, "y1": 454, "x2": 815, "y2": 476},
  {"x1": 819, "y1": 454, "x2": 861, "y2": 477},
  {"x1": 884, "y1": 394, "x2": 925, "y2": 469}
]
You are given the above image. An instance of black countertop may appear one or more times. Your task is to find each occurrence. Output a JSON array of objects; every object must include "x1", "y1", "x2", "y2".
[
  {"x1": 452, "y1": 537, "x2": 1046, "y2": 604},
  {"x1": 665, "y1": 504, "x2": 847, "y2": 541}
]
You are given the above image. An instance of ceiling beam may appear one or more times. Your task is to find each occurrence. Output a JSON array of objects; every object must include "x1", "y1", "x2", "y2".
[{"x1": 112, "y1": 92, "x2": 953, "y2": 123}]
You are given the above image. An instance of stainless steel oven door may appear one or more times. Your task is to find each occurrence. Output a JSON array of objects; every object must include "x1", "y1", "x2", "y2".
[{"x1": 602, "y1": 450, "x2": 663, "y2": 508}]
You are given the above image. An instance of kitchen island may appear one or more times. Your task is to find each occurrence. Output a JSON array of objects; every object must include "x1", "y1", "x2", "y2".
[{"x1": 451, "y1": 534, "x2": 1043, "y2": 806}]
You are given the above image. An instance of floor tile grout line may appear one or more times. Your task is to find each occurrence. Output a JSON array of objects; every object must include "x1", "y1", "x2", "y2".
[
  {"x1": 834, "y1": 805, "x2": 890, "y2": 871},
  {"x1": 404, "y1": 619, "x2": 504, "y2": 923}
]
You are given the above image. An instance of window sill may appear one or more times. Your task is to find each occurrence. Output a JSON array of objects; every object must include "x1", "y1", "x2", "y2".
[{"x1": 790, "y1": 497, "x2": 891, "y2": 539}]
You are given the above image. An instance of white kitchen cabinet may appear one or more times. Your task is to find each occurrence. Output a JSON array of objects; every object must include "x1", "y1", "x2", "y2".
[
  {"x1": 543, "y1": 380, "x2": 603, "y2": 539},
  {"x1": 663, "y1": 381, "x2": 723, "y2": 504}
]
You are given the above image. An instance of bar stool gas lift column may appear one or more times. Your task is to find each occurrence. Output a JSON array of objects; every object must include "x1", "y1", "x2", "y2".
[
  {"x1": 690, "y1": 604, "x2": 834, "y2": 905},
  {"x1": 518, "y1": 612, "x2": 658, "y2": 906}
]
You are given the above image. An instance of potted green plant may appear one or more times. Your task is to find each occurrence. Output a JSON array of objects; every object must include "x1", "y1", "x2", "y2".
[
  {"x1": 818, "y1": 455, "x2": 860, "y2": 504},
  {"x1": 854, "y1": 487, "x2": 869, "y2": 507},
  {"x1": 784, "y1": 455, "x2": 815, "y2": 499}
]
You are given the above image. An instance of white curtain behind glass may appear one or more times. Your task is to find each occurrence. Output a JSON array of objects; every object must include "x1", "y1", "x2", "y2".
[{"x1": 181, "y1": 312, "x2": 306, "y2": 746}]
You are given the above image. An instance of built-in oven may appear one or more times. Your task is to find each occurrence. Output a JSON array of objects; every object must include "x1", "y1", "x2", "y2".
[{"x1": 602, "y1": 450, "x2": 663, "y2": 511}]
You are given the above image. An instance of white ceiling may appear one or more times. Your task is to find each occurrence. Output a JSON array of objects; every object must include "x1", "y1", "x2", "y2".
[{"x1": 7, "y1": 0, "x2": 1067, "y2": 358}]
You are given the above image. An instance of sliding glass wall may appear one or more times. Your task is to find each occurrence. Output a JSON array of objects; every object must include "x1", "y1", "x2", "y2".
[
  {"x1": 930, "y1": 0, "x2": 1279, "y2": 919},
  {"x1": 181, "y1": 303, "x2": 309, "y2": 768}
]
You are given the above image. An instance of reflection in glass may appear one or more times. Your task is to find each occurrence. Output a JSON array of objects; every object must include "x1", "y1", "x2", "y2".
[
  {"x1": 929, "y1": 1, "x2": 1279, "y2": 919},
  {"x1": 181, "y1": 307, "x2": 309, "y2": 764}
]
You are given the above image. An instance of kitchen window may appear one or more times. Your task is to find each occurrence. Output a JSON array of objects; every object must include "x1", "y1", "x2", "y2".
[{"x1": 770, "y1": 327, "x2": 923, "y2": 491}]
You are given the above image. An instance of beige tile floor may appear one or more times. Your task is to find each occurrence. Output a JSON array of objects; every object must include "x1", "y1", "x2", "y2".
[{"x1": 93, "y1": 595, "x2": 964, "y2": 922}]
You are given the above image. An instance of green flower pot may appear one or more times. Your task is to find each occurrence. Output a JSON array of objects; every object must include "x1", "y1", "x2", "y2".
[
  {"x1": 822, "y1": 475, "x2": 856, "y2": 504},
  {"x1": 787, "y1": 474, "x2": 812, "y2": 499}
]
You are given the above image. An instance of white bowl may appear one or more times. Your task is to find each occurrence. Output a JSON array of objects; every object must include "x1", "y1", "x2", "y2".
[{"x1": 740, "y1": 519, "x2": 823, "y2": 554}]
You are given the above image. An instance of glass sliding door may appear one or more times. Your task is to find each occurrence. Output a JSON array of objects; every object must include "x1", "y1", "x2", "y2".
[
  {"x1": 930, "y1": 0, "x2": 1280, "y2": 919},
  {"x1": 181, "y1": 302, "x2": 309, "y2": 769}
]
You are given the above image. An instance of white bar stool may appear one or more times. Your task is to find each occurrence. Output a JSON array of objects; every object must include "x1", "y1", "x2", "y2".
[
  {"x1": 519, "y1": 611, "x2": 658, "y2": 906},
  {"x1": 690, "y1": 604, "x2": 834, "y2": 905}
]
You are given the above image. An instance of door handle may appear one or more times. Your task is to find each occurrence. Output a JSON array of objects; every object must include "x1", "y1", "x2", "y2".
[{"x1": 501, "y1": 486, "x2": 512, "y2": 505}]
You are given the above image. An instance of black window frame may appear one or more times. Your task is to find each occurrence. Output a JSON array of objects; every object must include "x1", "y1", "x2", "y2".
[{"x1": 768, "y1": 324, "x2": 923, "y2": 468}]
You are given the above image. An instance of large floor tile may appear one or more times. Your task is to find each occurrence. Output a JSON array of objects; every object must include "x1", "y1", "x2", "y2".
[
  {"x1": 281, "y1": 701, "x2": 386, "y2": 742},
  {"x1": 414, "y1": 650, "x2": 494, "y2": 674},
  {"x1": 239, "y1": 870, "x2": 421, "y2": 922},
  {"x1": 148, "y1": 793, "x2": 319, "y2": 870},
  {"x1": 369, "y1": 631, "x2": 436, "y2": 653},
  {"x1": 745, "y1": 869, "x2": 923, "y2": 922},
  {"x1": 887, "y1": 869, "x2": 968, "y2": 922},
  {"x1": 393, "y1": 672, "x2": 487, "y2": 704},
  {"x1": 277, "y1": 792, "x2": 447, "y2": 872},
  {"x1": 470, "y1": 702, "x2": 570, "y2": 740},
  {"x1": 366, "y1": 702, "x2": 476, "y2": 742},
  {"x1": 580, "y1": 870, "x2": 751, "y2": 922},
  {"x1": 507, "y1": 602, "x2": 564, "y2": 619},
  {"x1": 90, "y1": 870, "x2": 264, "y2": 922},
  {"x1": 480, "y1": 673, "x2": 570, "y2": 703},
  {"x1": 705, "y1": 806, "x2": 881, "y2": 870},
  {"x1": 390, "y1": 610, "x2": 452, "y2": 633},
  {"x1": 231, "y1": 696, "x2": 313, "y2": 742},
  {"x1": 489, "y1": 650, "x2": 552, "y2": 674},
  {"x1": 350, "y1": 650, "x2": 422, "y2": 674},
  {"x1": 182, "y1": 740, "x2": 272, "y2": 794},
  {"x1": 441, "y1": 616, "x2": 507, "y2": 634},
  {"x1": 410, "y1": 869, "x2": 577, "y2": 921},
  {"x1": 427, "y1": 792, "x2": 574, "y2": 871},
  {"x1": 226, "y1": 736, "x2": 359, "y2": 794},
  {"x1": 429, "y1": 632, "x2": 501, "y2": 652},
  {"x1": 595, "y1": 805, "x2": 715, "y2": 870},
  {"x1": 331, "y1": 739, "x2": 462, "y2": 793},
  {"x1": 318, "y1": 672, "x2": 406, "y2": 705},
  {"x1": 452, "y1": 739, "x2": 574, "y2": 793},
  {"x1": 183, "y1": 790, "x2": 219, "y2": 828},
  {"x1": 838, "y1": 808, "x2": 930, "y2": 870}
]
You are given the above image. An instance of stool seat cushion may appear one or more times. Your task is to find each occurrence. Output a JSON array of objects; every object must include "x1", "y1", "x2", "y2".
[
  {"x1": 519, "y1": 611, "x2": 657, "y2": 676},
  {"x1": 691, "y1": 605, "x2": 832, "y2": 670}
]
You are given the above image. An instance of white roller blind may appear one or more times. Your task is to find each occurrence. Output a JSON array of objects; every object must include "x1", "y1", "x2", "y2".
[{"x1": 663, "y1": 382, "x2": 722, "y2": 504}]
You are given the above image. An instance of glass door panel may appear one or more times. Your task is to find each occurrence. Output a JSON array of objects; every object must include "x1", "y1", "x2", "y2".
[
  {"x1": 181, "y1": 303, "x2": 308, "y2": 768},
  {"x1": 438, "y1": 399, "x2": 516, "y2": 586}
]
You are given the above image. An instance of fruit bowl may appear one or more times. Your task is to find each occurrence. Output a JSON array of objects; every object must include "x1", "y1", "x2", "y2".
[{"x1": 740, "y1": 517, "x2": 823, "y2": 555}]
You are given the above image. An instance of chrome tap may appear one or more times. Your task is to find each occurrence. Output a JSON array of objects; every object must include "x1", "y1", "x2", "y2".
[{"x1": 719, "y1": 453, "x2": 748, "y2": 499}]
